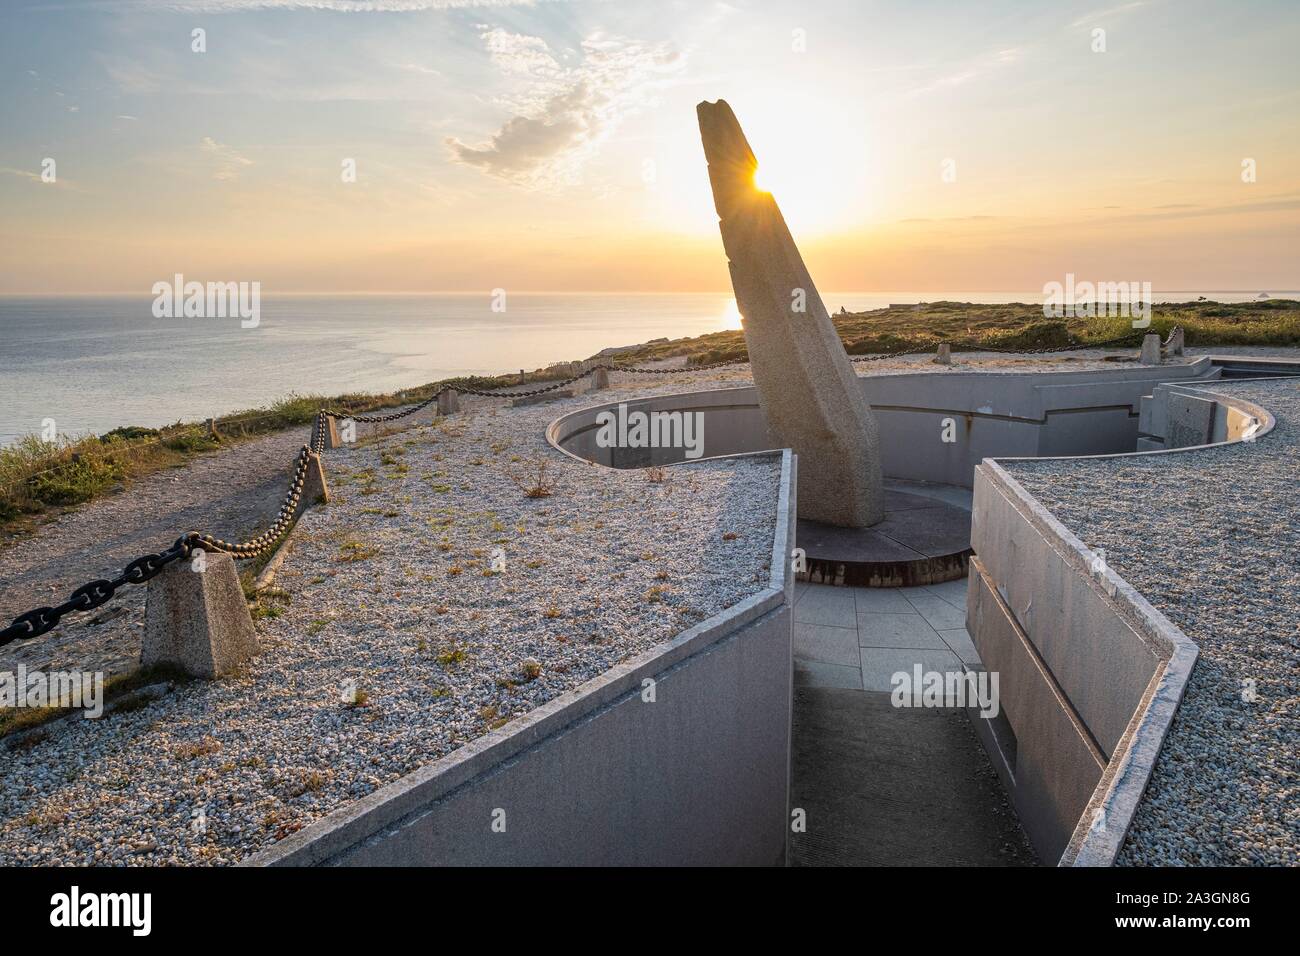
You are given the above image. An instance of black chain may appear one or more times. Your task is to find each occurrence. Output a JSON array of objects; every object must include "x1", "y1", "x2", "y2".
[
  {"x1": 0, "y1": 535, "x2": 194, "y2": 647},
  {"x1": 0, "y1": 446, "x2": 317, "y2": 648},
  {"x1": 1, "y1": 325, "x2": 1179, "y2": 648}
]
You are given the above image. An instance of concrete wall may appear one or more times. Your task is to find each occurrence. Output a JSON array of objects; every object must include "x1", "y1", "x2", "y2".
[
  {"x1": 550, "y1": 361, "x2": 1218, "y2": 488},
  {"x1": 245, "y1": 451, "x2": 798, "y2": 867},
  {"x1": 1139, "y1": 380, "x2": 1268, "y2": 450},
  {"x1": 967, "y1": 383, "x2": 1278, "y2": 866}
]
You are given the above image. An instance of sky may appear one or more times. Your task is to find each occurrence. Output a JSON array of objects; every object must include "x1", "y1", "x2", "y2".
[{"x1": 0, "y1": 0, "x2": 1297, "y2": 294}]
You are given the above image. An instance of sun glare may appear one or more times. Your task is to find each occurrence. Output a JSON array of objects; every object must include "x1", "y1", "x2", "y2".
[
  {"x1": 752, "y1": 166, "x2": 771, "y2": 193},
  {"x1": 722, "y1": 299, "x2": 744, "y2": 330}
]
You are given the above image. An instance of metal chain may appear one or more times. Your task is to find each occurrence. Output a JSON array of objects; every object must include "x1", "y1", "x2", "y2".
[
  {"x1": 0, "y1": 535, "x2": 194, "y2": 647},
  {"x1": 0, "y1": 445, "x2": 316, "y2": 647}
]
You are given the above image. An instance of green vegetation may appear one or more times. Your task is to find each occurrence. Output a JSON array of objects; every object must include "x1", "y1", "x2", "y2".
[
  {"x1": 2, "y1": 300, "x2": 1294, "y2": 542},
  {"x1": 609, "y1": 299, "x2": 1300, "y2": 366},
  {"x1": 0, "y1": 369, "x2": 575, "y2": 541}
]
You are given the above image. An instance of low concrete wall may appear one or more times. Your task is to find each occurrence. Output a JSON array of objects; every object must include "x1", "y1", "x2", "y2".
[
  {"x1": 966, "y1": 384, "x2": 1277, "y2": 865},
  {"x1": 245, "y1": 451, "x2": 797, "y2": 867},
  {"x1": 550, "y1": 361, "x2": 1218, "y2": 488},
  {"x1": 1139, "y1": 380, "x2": 1268, "y2": 449}
]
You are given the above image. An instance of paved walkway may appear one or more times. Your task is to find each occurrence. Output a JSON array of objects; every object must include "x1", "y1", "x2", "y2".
[{"x1": 789, "y1": 576, "x2": 1038, "y2": 866}]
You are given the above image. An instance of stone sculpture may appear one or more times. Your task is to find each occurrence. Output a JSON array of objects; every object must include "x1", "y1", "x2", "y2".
[{"x1": 697, "y1": 99, "x2": 884, "y2": 526}]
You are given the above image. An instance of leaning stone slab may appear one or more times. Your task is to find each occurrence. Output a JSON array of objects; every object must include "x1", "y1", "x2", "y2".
[
  {"x1": 142, "y1": 551, "x2": 260, "y2": 679},
  {"x1": 697, "y1": 99, "x2": 884, "y2": 526}
]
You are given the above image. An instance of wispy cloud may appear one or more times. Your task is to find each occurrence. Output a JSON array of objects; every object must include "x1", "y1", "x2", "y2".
[
  {"x1": 200, "y1": 137, "x2": 253, "y2": 180},
  {"x1": 446, "y1": 28, "x2": 684, "y2": 187},
  {"x1": 1069, "y1": 1, "x2": 1152, "y2": 29},
  {"x1": 907, "y1": 45, "x2": 1023, "y2": 96}
]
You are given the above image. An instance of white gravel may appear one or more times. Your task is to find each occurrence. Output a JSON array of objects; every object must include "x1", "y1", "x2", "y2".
[
  {"x1": 0, "y1": 377, "x2": 781, "y2": 865},
  {"x1": 0, "y1": 347, "x2": 1236, "y2": 866},
  {"x1": 1005, "y1": 377, "x2": 1300, "y2": 866}
]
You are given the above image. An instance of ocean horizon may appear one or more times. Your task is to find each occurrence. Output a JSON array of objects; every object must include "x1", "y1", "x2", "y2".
[{"x1": 1, "y1": 290, "x2": 1293, "y2": 444}]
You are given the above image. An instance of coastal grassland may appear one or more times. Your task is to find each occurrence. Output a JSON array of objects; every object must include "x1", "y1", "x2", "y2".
[
  {"x1": 0, "y1": 370, "x2": 572, "y2": 541},
  {"x1": 2, "y1": 300, "x2": 1295, "y2": 541},
  {"x1": 615, "y1": 299, "x2": 1300, "y2": 366}
]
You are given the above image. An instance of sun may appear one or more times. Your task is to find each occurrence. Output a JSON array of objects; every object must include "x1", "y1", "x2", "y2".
[
  {"x1": 752, "y1": 165, "x2": 771, "y2": 193},
  {"x1": 721, "y1": 299, "x2": 744, "y2": 330}
]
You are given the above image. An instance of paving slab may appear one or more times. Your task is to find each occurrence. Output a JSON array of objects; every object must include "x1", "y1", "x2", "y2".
[
  {"x1": 902, "y1": 593, "x2": 968, "y2": 630},
  {"x1": 860, "y1": 647, "x2": 963, "y2": 692},
  {"x1": 794, "y1": 658, "x2": 864, "y2": 691},
  {"x1": 794, "y1": 622, "x2": 862, "y2": 668},
  {"x1": 855, "y1": 612, "x2": 949, "y2": 650}
]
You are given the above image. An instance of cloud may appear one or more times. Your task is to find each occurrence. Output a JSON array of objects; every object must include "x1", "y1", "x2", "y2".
[
  {"x1": 446, "y1": 28, "x2": 684, "y2": 187},
  {"x1": 200, "y1": 137, "x2": 253, "y2": 180},
  {"x1": 0, "y1": 167, "x2": 47, "y2": 184},
  {"x1": 906, "y1": 45, "x2": 1023, "y2": 96},
  {"x1": 1069, "y1": 1, "x2": 1152, "y2": 29}
]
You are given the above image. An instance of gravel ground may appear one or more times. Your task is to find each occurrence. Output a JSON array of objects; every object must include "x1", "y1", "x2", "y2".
[
  {"x1": 0, "y1": 347, "x2": 1169, "y2": 681},
  {"x1": 1006, "y1": 378, "x2": 1300, "y2": 866},
  {"x1": 0, "y1": 345, "x2": 1271, "y2": 866},
  {"x1": 0, "y1": 377, "x2": 780, "y2": 865}
]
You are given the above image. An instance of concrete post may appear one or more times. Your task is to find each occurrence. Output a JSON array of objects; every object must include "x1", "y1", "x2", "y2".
[
  {"x1": 303, "y1": 451, "x2": 329, "y2": 505},
  {"x1": 1140, "y1": 333, "x2": 1161, "y2": 365},
  {"x1": 323, "y1": 415, "x2": 343, "y2": 450},
  {"x1": 207, "y1": 418, "x2": 219, "y2": 441},
  {"x1": 438, "y1": 388, "x2": 460, "y2": 415},
  {"x1": 593, "y1": 367, "x2": 611, "y2": 390},
  {"x1": 142, "y1": 551, "x2": 261, "y2": 679},
  {"x1": 934, "y1": 343, "x2": 952, "y2": 365},
  {"x1": 1168, "y1": 327, "x2": 1185, "y2": 357},
  {"x1": 698, "y1": 99, "x2": 884, "y2": 527}
]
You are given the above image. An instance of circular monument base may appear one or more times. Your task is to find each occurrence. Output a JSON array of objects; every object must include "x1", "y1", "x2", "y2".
[{"x1": 796, "y1": 487, "x2": 972, "y2": 588}]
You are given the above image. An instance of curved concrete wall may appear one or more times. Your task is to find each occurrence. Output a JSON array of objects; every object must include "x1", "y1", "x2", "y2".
[
  {"x1": 966, "y1": 384, "x2": 1278, "y2": 866},
  {"x1": 550, "y1": 360, "x2": 1219, "y2": 489}
]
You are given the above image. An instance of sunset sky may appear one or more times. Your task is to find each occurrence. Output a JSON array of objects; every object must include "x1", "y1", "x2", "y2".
[{"x1": 1, "y1": 0, "x2": 1297, "y2": 294}]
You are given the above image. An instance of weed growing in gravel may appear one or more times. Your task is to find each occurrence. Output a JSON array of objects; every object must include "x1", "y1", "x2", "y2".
[
  {"x1": 337, "y1": 539, "x2": 379, "y2": 562},
  {"x1": 645, "y1": 466, "x2": 670, "y2": 484},
  {"x1": 174, "y1": 736, "x2": 221, "y2": 760},
  {"x1": 509, "y1": 456, "x2": 557, "y2": 499},
  {"x1": 646, "y1": 584, "x2": 669, "y2": 603},
  {"x1": 543, "y1": 605, "x2": 562, "y2": 619},
  {"x1": 437, "y1": 645, "x2": 468, "y2": 667}
]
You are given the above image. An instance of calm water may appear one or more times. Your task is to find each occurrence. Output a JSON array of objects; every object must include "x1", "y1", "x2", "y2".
[{"x1": 0, "y1": 291, "x2": 1288, "y2": 444}]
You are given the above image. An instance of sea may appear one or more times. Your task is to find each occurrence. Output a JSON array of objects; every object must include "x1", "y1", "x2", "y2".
[{"x1": 0, "y1": 291, "x2": 1289, "y2": 445}]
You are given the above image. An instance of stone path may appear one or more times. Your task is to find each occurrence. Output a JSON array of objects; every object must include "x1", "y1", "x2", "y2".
[{"x1": 790, "y1": 577, "x2": 1037, "y2": 866}]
